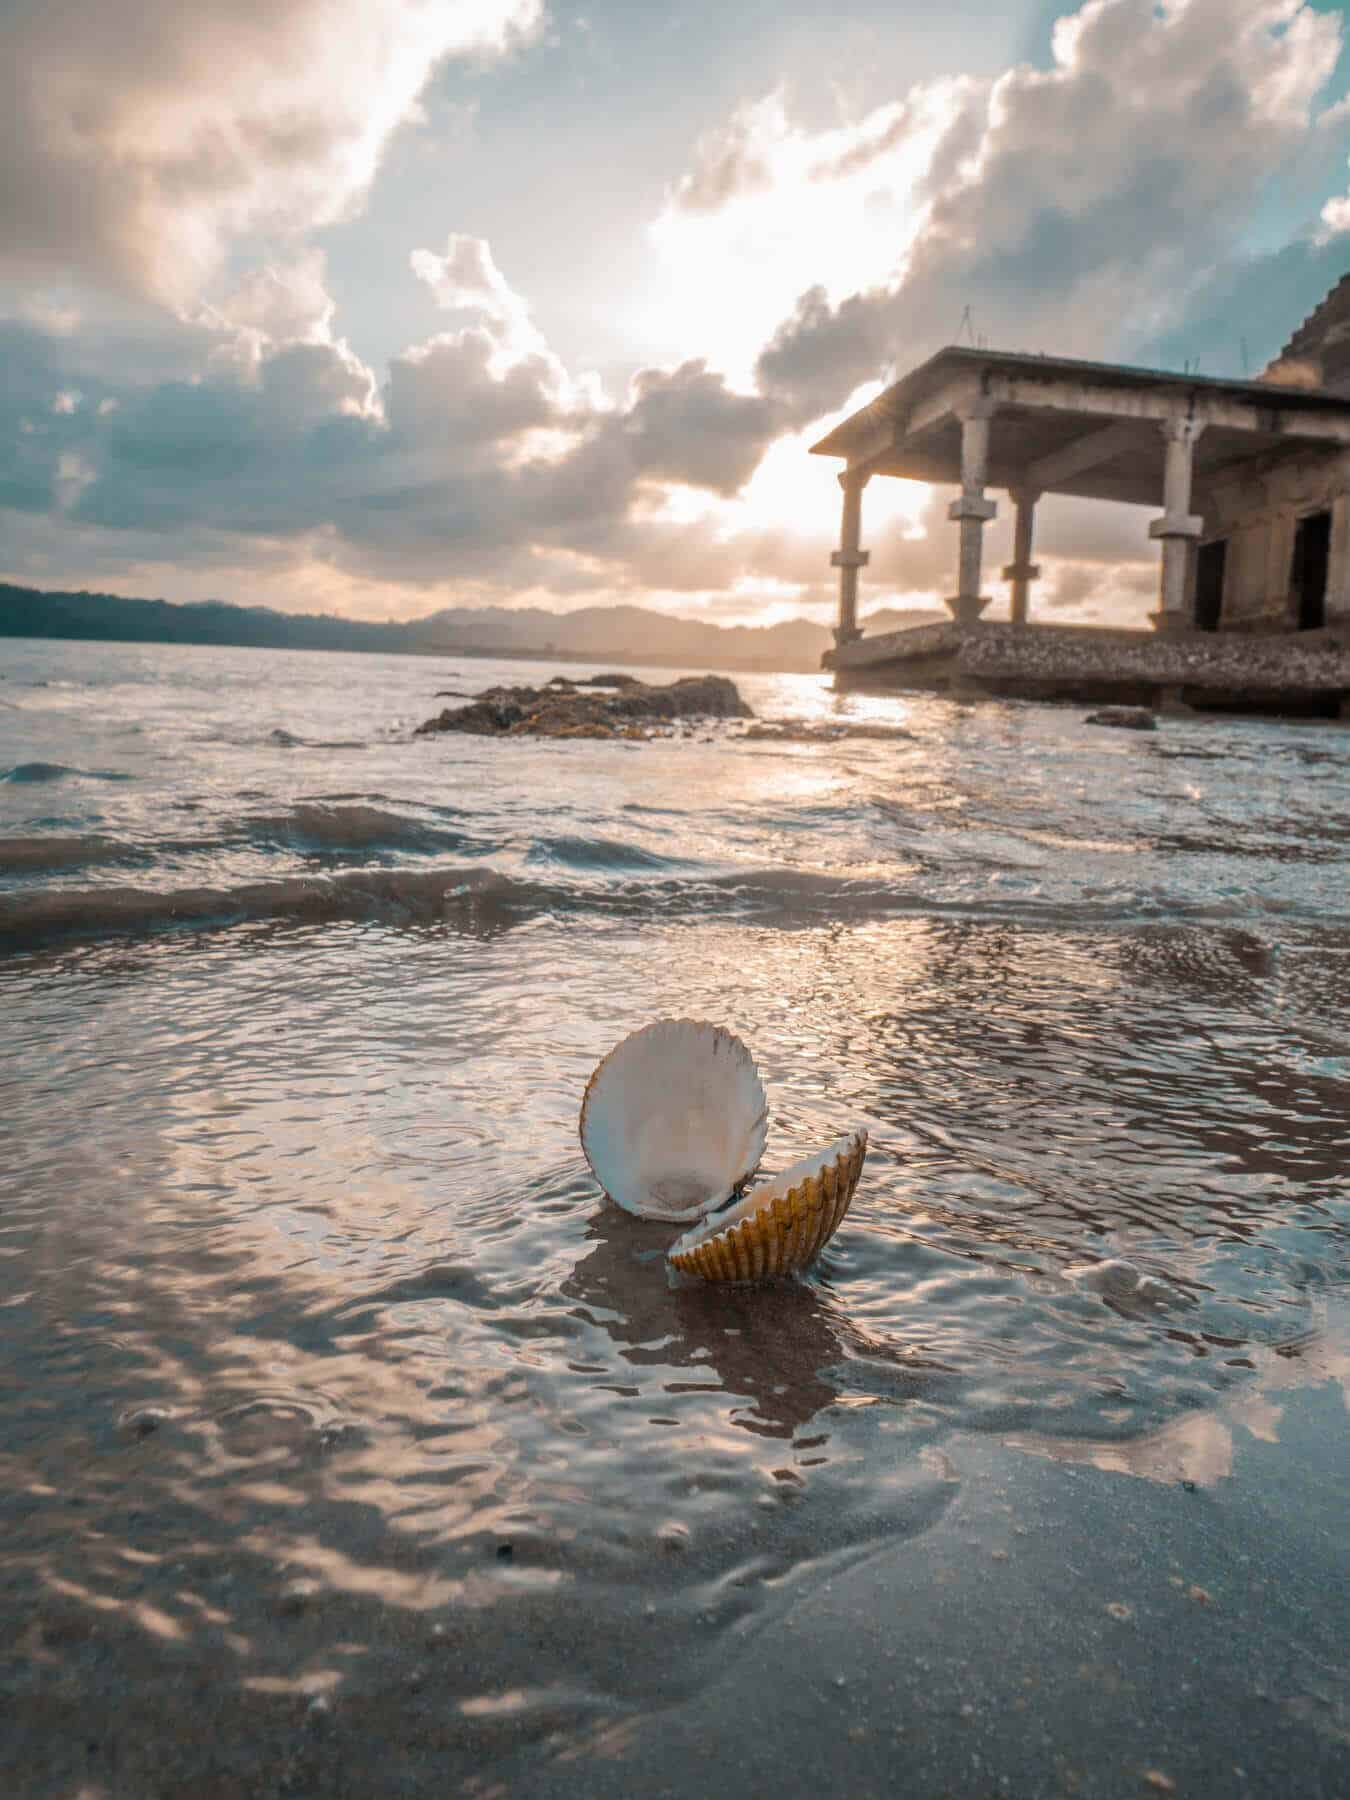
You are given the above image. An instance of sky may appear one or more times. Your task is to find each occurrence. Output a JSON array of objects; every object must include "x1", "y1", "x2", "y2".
[{"x1": 3, "y1": 0, "x2": 1350, "y2": 632}]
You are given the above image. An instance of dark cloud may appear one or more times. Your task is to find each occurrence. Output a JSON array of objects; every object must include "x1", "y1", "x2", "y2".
[
  {"x1": 623, "y1": 361, "x2": 781, "y2": 495},
  {"x1": 756, "y1": 287, "x2": 897, "y2": 425},
  {"x1": 385, "y1": 332, "x2": 558, "y2": 450},
  {"x1": 2, "y1": 302, "x2": 787, "y2": 595}
]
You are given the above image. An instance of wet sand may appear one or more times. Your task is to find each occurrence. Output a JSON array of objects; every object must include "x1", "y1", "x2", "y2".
[{"x1": 3, "y1": 1307, "x2": 1345, "y2": 1799}]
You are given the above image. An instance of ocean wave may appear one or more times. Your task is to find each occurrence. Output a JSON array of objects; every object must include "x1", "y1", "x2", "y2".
[
  {"x1": 0, "y1": 861, "x2": 1328, "y2": 956},
  {"x1": 0, "y1": 835, "x2": 145, "y2": 875},
  {"x1": 241, "y1": 802, "x2": 473, "y2": 858},
  {"x1": 524, "y1": 833, "x2": 691, "y2": 873},
  {"x1": 267, "y1": 728, "x2": 368, "y2": 750},
  {"x1": 0, "y1": 803, "x2": 486, "y2": 883},
  {"x1": 0, "y1": 867, "x2": 540, "y2": 951},
  {"x1": 0, "y1": 761, "x2": 135, "y2": 784}
]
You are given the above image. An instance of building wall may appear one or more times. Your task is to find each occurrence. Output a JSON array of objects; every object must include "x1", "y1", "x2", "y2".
[{"x1": 1202, "y1": 448, "x2": 1350, "y2": 631}]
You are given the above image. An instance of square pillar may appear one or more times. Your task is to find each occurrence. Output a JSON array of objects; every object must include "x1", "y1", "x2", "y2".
[
  {"x1": 1002, "y1": 487, "x2": 1041, "y2": 627},
  {"x1": 1149, "y1": 417, "x2": 1204, "y2": 634},
  {"x1": 831, "y1": 470, "x2": 871, "y2": 646},
  {"x1": 946, "y1": 402, "x2": 998, "y2": 624}
]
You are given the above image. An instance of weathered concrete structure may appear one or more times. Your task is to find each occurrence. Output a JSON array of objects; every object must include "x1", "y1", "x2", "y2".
[{"x1": 811, "y1": 277, "x2": 1350, "y2": 713}]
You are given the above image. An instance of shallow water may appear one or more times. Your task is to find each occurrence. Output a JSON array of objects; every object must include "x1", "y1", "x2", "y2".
[{"x1": 2, "y1": 638, "x2": 1349, "y2": 1795}]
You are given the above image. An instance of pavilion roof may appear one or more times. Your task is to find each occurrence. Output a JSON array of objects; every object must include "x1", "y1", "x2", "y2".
[{"x1": 808, "y1": 347, "x2": 1350, "y2": 510}]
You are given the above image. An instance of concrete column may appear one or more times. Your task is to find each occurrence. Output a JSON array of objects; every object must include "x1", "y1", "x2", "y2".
[
  {"x1": 1002, "y1": 488, "x2": 1041, "y2": 627},
  {"x1": 831, "y1": 470, "x2": 871, "y2": 646},
  {"x1": 946, "y1": 405, "x2": 998, "y2": 624},
  {"x1": 1149, "y1": 417, "x2": 1204, "y2": 634}
]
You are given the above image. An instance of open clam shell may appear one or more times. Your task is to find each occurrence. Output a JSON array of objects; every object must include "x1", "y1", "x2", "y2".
[
  {"x1": 668, "y1": 1128, "x2": 867, "y2": 1282},
  {"x1": 580, "y1": 1019, "x2": 769, "y2": 1221}
]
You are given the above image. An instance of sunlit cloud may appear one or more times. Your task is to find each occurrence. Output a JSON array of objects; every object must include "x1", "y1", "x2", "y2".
[
  {"x1": 645, "y1": 85, "x2": 962, "y2": 385},
  {"x1": 0, "y1": 0, "x2": 544, "y2": 306}
]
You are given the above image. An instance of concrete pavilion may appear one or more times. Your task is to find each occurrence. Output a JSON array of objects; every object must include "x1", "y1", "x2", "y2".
[{"x1": 809, "y1": 285, "x2": 1350, "y2": 712}]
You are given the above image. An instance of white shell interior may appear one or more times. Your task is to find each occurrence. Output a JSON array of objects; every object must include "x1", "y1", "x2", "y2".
[
  {"x1": 670, "y1": 1129, "x2": 867, "y2": 1255},
  {"x1": 580, "y1": 1020, "x2": 768, "y2": 1220}
]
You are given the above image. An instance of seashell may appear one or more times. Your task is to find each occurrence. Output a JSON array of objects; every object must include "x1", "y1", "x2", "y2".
[
  {"x1": 579, "y1": 1019, "x2": 769, "y2": 1221},
  {"x1": 668, "y1": 1129, "x2": 867, "y2": 1282}
]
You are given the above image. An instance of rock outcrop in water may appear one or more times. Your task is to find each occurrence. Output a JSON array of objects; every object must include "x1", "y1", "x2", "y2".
[
  {"x1": 415, "y1": 673, "x2": 752, "y2": 740},
  {"x1": 1084, "y1": 706, "x2": 1158, "y2": 731}
]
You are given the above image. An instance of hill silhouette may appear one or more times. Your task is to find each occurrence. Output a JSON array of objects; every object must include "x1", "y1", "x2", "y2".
[{"x1": 0, "y1": 583, "x2": 941, "y2": 673}]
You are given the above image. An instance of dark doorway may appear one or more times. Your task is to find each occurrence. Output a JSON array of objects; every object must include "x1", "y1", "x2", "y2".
[
  {"x1": 1194, "y1": 538, "x2": 1227, "y2": 631},
  {"x1": 1291, "y1": 510, "x2": 1331, "y2": 630}
]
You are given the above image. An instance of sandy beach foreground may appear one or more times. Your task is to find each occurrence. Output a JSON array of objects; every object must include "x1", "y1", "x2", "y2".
[{"x1": 4, "y1": 1317, "x2": 1345, "y2": 1798}]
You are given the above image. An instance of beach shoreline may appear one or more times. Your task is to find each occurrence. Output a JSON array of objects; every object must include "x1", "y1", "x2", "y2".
[{"x1": 4, "y1": 1305, "x2": 1344, "y2": 1799}]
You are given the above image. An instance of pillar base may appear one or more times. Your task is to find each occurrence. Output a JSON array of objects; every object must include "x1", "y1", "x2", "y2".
[
  {"x1": 945, "y1": 594, "x2": 993, "y2": 624},
  {"x1": 1149, "y1": 609, "x2": 1189, "y2": 636},
  {"x1": 832, "y1": 626, "x2": 864, "y2": 647}
]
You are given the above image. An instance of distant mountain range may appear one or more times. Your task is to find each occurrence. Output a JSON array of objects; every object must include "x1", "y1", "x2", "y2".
[{"x1": 0, "y1": 583, "x2": 942, "y2": 673}]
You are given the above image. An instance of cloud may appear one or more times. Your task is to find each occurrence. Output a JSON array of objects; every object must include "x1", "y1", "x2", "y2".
[
  {"x1": 385, "y1": 329, "x2": 560, "y2": 450},
  {"x1": 621, "y1": 362, "x2": 780, "y2": 496},
  {"x1": 1318, "y1": 192, "x2": 1350, "y2": 241},
  {"x1": 4, "y1": 0, "x2": 1348, "y2": 631},
  {"x1": 644, "y1": 84, "x2": 959, "y2": 384},
  {"x1": 750, "y1": 0, "x2": 1346, "y2": 419},
  {"x1": 0, "y1": 0, "x2": 543, "y2": 307},
  {"x1": 214, "y1": 250, "x2": 337, "y2": 348},
  {"x1": 669, "y1": 93, "x2": 780, "y2": 213},
  {"x1": 411, "y1": 232, "x2": 542, "y2": 356},
  {"x1": 1, "y1": 227, "x2": 792, "y2": 605}
]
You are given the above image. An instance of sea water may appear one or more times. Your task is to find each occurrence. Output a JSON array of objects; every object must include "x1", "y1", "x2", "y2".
[{"x1": 1, "y1": 637, "x2": 1348, "y2": 1795}]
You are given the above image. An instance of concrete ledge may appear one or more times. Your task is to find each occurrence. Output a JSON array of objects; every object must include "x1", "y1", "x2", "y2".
[{"x1": 824, "y1": 620, "x2": 1350, "y2": 714}]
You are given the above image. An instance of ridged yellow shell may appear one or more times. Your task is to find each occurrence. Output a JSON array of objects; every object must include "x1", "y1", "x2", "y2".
[{"x1": 668, "y1": 1129, "x2": 867, "y2": 1282}]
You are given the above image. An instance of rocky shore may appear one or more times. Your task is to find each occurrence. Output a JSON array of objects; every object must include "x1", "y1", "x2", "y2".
[{"x1": 415, "y1": 673, "x2": 752, "y2": 740}]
